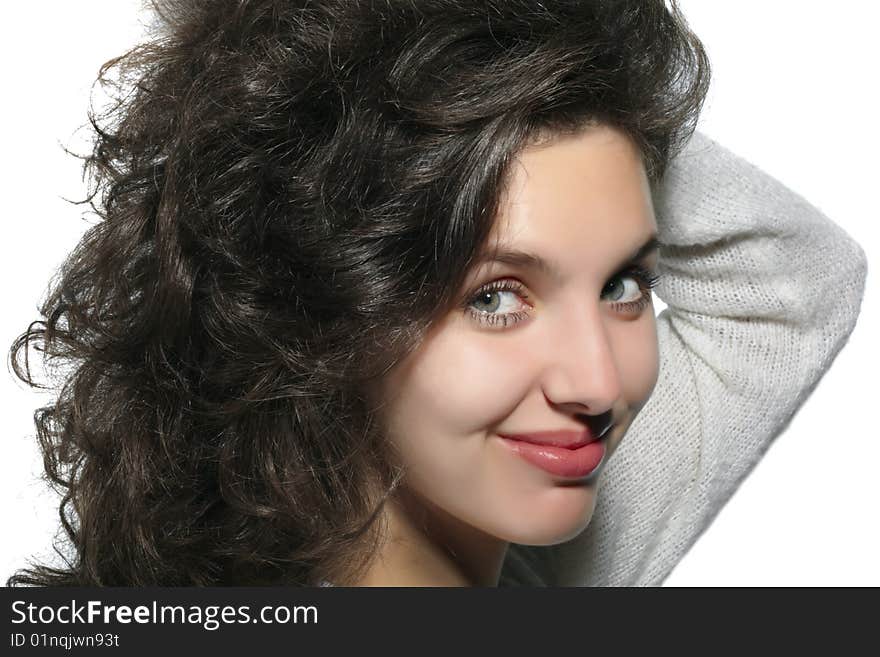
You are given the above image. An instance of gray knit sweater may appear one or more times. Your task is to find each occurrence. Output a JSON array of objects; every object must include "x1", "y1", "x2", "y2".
[{"x1": 499, "y1": 129, "x2": 868, "y2": 586}]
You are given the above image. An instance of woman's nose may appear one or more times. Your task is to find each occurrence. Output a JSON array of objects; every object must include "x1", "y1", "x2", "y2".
[{"x1": 539, "y1": 306, "x2": 622, "y2": 416}]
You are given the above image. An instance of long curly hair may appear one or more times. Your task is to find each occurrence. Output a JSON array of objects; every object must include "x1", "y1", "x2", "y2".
[{"x1": 8, "y1": 0, "x2": 710, "y2": 586}]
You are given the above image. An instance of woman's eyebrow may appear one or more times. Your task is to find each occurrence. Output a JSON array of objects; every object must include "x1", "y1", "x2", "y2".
[{"x1": 476, "y1": 233, "x2": 662, "y2": 282}]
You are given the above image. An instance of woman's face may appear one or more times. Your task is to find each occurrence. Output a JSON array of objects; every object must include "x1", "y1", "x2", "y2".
[{"x1": 380, "y1": 124, "x2": 660, "y2": 548}]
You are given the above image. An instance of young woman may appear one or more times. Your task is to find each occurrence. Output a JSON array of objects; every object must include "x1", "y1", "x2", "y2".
[{"x1": 6, "y1": 1, "x2": 867, "y2": 587}]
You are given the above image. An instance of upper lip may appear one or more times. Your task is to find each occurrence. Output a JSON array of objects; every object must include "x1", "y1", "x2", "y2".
[{"x1": 498, "y1": 425, "x2": 613, "y2": 449}]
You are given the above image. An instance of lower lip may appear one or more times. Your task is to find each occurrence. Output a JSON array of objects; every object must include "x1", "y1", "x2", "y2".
[{"x1": 498, "y1": 435, "x2": 608, "y2": 479}]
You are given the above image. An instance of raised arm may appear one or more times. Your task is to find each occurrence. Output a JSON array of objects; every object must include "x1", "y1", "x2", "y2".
[{"x1": 501, "y1": 130, "x2": 868, "y2": 586}]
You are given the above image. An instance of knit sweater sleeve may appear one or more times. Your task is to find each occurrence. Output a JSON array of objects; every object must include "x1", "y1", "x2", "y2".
[{"x1": 499, "y1": 130, "x2": 868, "y2": 587}]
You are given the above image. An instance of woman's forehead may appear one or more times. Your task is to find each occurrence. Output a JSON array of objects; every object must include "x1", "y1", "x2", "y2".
[{"x1": 486, "y1": 126, "x2": 657, "y2": 268}]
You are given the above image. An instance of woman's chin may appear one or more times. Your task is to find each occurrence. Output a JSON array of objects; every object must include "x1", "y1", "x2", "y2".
[{"x1": 494, "y1": 484, "x2": 600, "y2": 546}]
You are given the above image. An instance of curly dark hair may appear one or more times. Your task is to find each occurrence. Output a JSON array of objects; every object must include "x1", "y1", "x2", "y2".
[{"x1": 8, "y1": 0, "x2": 709, "y2": 586}]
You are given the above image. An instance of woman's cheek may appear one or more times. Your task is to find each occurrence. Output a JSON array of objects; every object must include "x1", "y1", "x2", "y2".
[
  {"x1": 412, "y1": 328, "x2": 536, "y2": 432},
  {"x1": 616, "y1": 313, "x2": 660, "y2": 413}
]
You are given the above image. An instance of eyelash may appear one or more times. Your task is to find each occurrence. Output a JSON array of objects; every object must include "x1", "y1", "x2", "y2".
[{"x1": 463, "y1": 265, "x2": 662, "y2": 329}]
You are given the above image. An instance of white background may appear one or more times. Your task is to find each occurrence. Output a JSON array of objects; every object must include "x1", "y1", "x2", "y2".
[{"x1": 1, "y1": 2, "x2": 877, "y2": 585}]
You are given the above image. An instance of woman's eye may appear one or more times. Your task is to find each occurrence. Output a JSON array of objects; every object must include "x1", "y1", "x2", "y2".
[
  {"x1": 602, "y1": 266, "x2": 662, "y2": 312},
  {"x1": 464, "y1": 280, "x2": 531, "y2": 329},
  {"x1": 602, "y1": 275, "x2": 642, "y2": 303},
  {"x1": 471, "y1": 289, "x2": 521, "y2": 314},
  {"x1": 463, "y1": 266, "x2": 661, "y2": 330}
]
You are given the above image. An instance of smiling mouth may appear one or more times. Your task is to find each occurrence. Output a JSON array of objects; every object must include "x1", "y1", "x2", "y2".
[
  {"x1": 496, "y1": 432, "x2": 610, "y2": 479},
  {"x1": 496, "y1": 430, "x2": 597, "y2": 449},
  {"x1": 497, "y1": 420, "x2": 614, "y2": 449}
]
